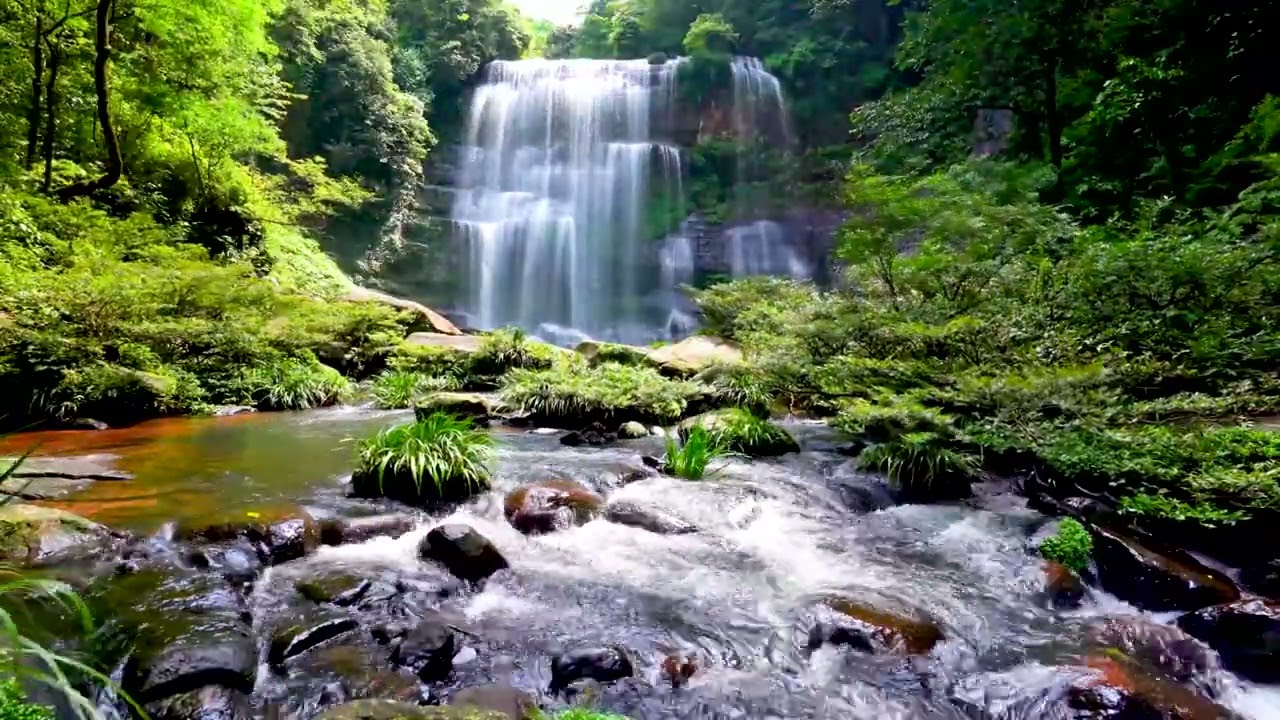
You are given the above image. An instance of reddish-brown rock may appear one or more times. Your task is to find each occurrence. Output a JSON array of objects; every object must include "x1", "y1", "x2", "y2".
[{"x1": 503, "y1": 480, "x2": 603, "y2": 535}]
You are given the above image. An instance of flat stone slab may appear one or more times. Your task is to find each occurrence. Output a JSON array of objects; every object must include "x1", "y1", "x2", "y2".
[{"x1": 1, "y1": 454, "x2": 131, "y2": 500}]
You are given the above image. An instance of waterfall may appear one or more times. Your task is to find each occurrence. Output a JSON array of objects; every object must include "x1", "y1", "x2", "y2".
[
  {"x1": 452, "y1": 59, "x2": 685, "y2": 344},
  {"x1": 450, "y1": 56, "x2": 801, "y2": 344}
]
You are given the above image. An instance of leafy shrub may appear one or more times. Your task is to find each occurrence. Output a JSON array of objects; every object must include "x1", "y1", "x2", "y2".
[
  {"x1": 371, "y1": 370, "x2": 458, "y2": 410},
  {"x1": 470, "y1": 327, "x2": 558, "y2": 378},
  {"x1": 387, "y1": 343, "x2": 470, "y2": 381},
  {"x1": 500, "y1": 362, "x2": 704, "y2": 424},
  {"x1": 234, "y1": 356, "x2": 351, "y2": 411},
  {"x1": 0, "y1": 680, "x2": 53, "y2": 720},
  {"x1": 857, "y1": 431, "x2": 977, "y2": 497},
  {"x1": 833, "y1": 396, "x2": 955, "y2": 442},
  {"x1": 353, "y1": 413, "x2": 492, "y2": 507},
  {"x1": 695, "y1": 363, "x2": 777, "y2": 415},
  {"x1": 664, "y1": 426, "x2": 729, "y2": 480},
  {"x1": 1039, "y1": 518, "x2": 1093, "y2": 572}
]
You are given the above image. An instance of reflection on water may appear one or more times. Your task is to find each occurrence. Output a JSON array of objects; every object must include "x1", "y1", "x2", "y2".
[{"x1": 0, "y1": 408, "x2": 411, "y2": 530}]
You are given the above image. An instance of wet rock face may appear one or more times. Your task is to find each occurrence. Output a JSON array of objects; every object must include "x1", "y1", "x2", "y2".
[
  {"x1": 549, "y1": 646, "x2": 635, "y2": 693},
  {"x1": 450, "y1": 684, "x2": 536, "y2": 720},
  {"x1": 176, "y1": 506, "x2": 320, "y2": 565},
  {"x1": 316, "y1": 700, "x2": 507, "y2": 720},
  {"x1": 1084, "y1": 618, "x2": 1216, "y2": 686},
  {"x1": 807, "y1": 597, "x2": 944, "y2": 655},
  {"x1": 1177, "y1": 599, "x2": 1280, "y2": 684},
  {"x1": 503, "y1": 480, "x2": 603, "y2": 535},
  {"x1": 269, "y1": 618, "x2": 360, "y2": 669},
  {"x1": 0, "y1": 504, "x2": 111, "y2": 564},
  {"x1": 1067, "y1": 655, "x2": 1234, "y2": 720},
  {"x1": 418, "y1": 524, "x2": 508, "y2": 582},
  {"x1": 604, "y1": 501, "x2": 696, "y2": 535},
  {"x1": 144, "y1": 685, "x2": 252, "y2": 720},
  {"x1": 1044, "y1": 561, "x2": 1087, "y2": 610},
  {"x1": 390, "y1": 621, "x2": 456, "y2": 682},
  {"x1": 1090, "y1": 527, "x2": 1239, "y2": 612}
]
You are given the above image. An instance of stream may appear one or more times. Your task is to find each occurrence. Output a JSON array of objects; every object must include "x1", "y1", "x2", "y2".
[{"x1": 8, "y1": 408, "x2": 1280, "y2": 720}]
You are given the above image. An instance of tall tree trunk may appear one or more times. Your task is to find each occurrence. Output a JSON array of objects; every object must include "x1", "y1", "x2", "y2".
[
  {"x1": 1045, "y1": 54, "x2": 1062, "y2": 169},
  {"x1": 57, "y1": 0, "x2": 121, "y2": 200},
  {"x1": 41, "y1": 43, "x2": 60, "y2": 194},
  {"x1": 25, "y1": 16, "x2": 44, "y2": 170}
]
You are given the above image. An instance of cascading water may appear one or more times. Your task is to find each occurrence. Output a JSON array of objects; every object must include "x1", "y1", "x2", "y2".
[
  {"x1": 452, "y1": 56, "x2": 807, "y2": 343},
  {"x1": 452, "y1": 59, "x2": 686, "y2": 345}
]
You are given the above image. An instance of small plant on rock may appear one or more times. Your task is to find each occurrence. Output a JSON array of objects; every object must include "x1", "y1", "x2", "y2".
[
  {"x1": 1039, "y1": 518, "x2": 1093, "y2": 573},
  {"x1": 664, "y1": 426, "x2": 729, "y2": 480},
  {"x1": 354, "y1": 412, "x2": 492, "y2": 507}
]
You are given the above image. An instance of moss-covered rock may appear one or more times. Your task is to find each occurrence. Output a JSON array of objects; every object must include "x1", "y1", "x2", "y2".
[
  {"x1": 679, "y1": 408, "x2": 798, "y2": 457},
  {"x1": 343, "y1": 287, "x2": 461, "y2": 336},
  {"x1": 0, "y1": 504, "x2": 109, "y2": 564},
  {"x1": 575, "y1": 341, "x2": 652, "y2": 367},
  {"x1": 414, "y1": 393, "x2": 510, "y2": 423}
]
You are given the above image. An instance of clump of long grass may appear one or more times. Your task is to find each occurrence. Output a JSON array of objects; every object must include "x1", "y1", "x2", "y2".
[
  {"x1": 354, "y1": 412, "x2": 492, "y2": 504},
  {"x1": 370, "y1": 370, "x2": 459, "y2": 409},
  {"x1": 236, "y1": 355, "x2": 351, "y2": 411},
  {"x1": 857, "y1": 431, "x2": 977, "y2": 495},
  {"x1": 704, "y1": 408, "x2": 798, "y2": 457},
  {"x1": 663, "y1": 426, "x2": 730, "y2": 480},
  {"x1": 470, "y1": 327, "x2": 557, "y2": 377}
]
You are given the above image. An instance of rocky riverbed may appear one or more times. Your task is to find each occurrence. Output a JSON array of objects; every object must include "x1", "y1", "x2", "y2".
[{"x1": 2, "y1": 409, "x2": 1278, "y2": 720}]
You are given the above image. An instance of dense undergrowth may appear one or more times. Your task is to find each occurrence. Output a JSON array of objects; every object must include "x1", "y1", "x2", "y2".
[{"x1": 693, "y1": 155, "x2": 1280, "y2": 548}]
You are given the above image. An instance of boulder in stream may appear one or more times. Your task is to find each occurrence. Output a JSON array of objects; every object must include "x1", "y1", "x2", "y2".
[
  {"x1": 504, "y1": 479, "x2": 603, "y2": 535},
  {"x1": 319, "y1": 514, "x2": 419, "y2": 546},
  {"x1": 1090, "y1": 526, "x2": 1239, "y2": 612},
  {"x1": 419, "y1": 524, "x2": 508, "y2": 582},
  {"x1": 176, "y1": 505, "x2": 320, "y2": 565},
  {"x1": 0, "y1": 503, "x2": 110, "y2": 564},
  {"x1": 415, "y1": 393, "x2": 510, "y2": 424},
  {"x1": 807, "y1": 597, "x2": 944, "y2": 655},
  {"x1": 559, "y1": 423, "x2": 617, "y2": 447},
  {"x1": 618, "y1": 421, "x2": 649, "y2": 440},
  {"x1": 269, "y1": 618, "x2": 361, "y2": 668},
  {"x1": 1176, "y1": 599, "x2": 1280, "y2": 684},
  {"x1": 1067, "y1": 654, "x2": 1235, "y2": 720},
  {"x1": 604, "y1": 501, "x2": 696, "y2": 535},
  {"x1": 549, "y1": 646, "x2": 635, "y2": 693},
  {"x1": 390, "y1": 620, "x2": 456, "y2": 682},
  {"x1": 144, "y1": 685, "x2": 252, "y2": 720}
]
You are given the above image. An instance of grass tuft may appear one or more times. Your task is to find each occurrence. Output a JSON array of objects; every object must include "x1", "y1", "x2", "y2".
[
  {"x1": 501, "y1": 362, "x2": 704, "y2": 424},
  {"x1": 354, "y1": 412, "x2": 492, "y2": 505},
  {"x1": 857, "y1": 431, "x2": 978, "y2": 496},
  {"x1": 235, "y1": 355, "x2": 351, "y2": 411},
  {"x1": 371, "y1": 370, "x2": 459, "y2": 410},
  {"x1": 664, "y1": 426, "x2": 730, "y2": 480}
]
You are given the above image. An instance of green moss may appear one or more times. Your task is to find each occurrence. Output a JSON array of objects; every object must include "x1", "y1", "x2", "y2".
[
  {"x1": 0, "y1": 679, "x2": 54, "y2": 720},
  {"x1": 1039, "y1": 518, "x2": 1093, "y2": 572}
]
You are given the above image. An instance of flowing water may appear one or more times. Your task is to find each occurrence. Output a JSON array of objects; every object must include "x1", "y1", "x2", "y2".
[
  {"x1": 451, "y1": 57, "x2": 804, "y2": 344},
  {"x1": 10, "y1": 410, "x2": 1280, "y2": 719}
]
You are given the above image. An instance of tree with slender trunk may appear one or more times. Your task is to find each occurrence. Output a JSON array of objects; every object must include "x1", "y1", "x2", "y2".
[{"x1": 57, "y1": 0, "x2": 121, "y2": 200}]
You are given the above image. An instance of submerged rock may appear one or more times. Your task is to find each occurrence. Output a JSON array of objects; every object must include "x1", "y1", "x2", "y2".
[
  {"x1": 418, "y1": 524, "x2": 508, "y2": 582},
  {"x1": 125, "y1": 627, "x2": 257, "y2": 702},
  {"x1": 319, "y1": 514, "x2": 419, "y2": 546},
  {"x1": 1084, "y1": 618, "x2": 1215, "y2": 685},
  {"x1": 549, "y1": 646, "x2": 635, "y2": 693},
  {"x1": 808, "y1": 597, "x2": 944, "y2": 655},
  {"x1": 176, "y1": 506, "x2": 320, "y2": 565},
  {"x1": 648, "y1": 336, "x2": 742, "y2": 376},
  {"x1": 450, "y1": 685, "x2": 536, "y2": 720},
  {"x1": 317, "y1": 700, "x2": 507, "y2": 720},
  {"x1": 269, "y1": 618, "x2": 360, "y2": 668},
  {"x1": 1043, "y1": 561, "x2": 1087, "y2": 610},
  {"x1": 1177, "y1": 599, "x2": 1280, "y2": 684},
  {"x1": 390, "y1": 621, "x2": 456, "y2": 682},
  {"x1": 503, "y1": 480, "x2": 603, "y2": 535},
  {"x1": 604, "y1": 501, "x2": 696, "y2": 535},
  {"x1": 144, "y1": 685, "x2": 252, "y2": 720},
  {"x1": 559, "y1": 423, "x2": 616, "y2": 447},
  {"x1": 1090, "y1": 527, "x2": 1239, "y2": 612}
]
